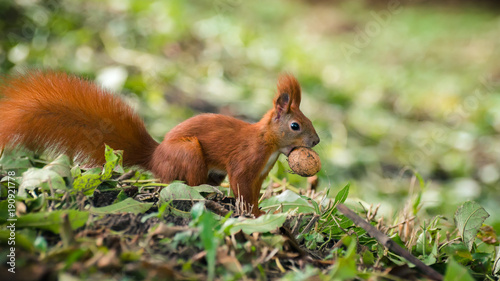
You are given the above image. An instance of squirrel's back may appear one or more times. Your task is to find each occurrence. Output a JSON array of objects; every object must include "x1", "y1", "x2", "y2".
[{"x1": 0, "y1": 71, "x2": 158, "y2": 168}]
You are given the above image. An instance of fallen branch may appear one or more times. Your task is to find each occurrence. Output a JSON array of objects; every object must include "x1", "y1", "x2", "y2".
[
  {"x1": 205, "y1": 200, "x2": 230, "y2": 217},
  {"x1": 336, "y1": 203, "x2": 443, "y2": 281}
]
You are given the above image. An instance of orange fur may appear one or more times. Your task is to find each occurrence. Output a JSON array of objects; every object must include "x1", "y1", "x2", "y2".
[
  {"x1": 0, "y1": 71, "x2": 319, "y2": 216},
  {"x1": 0, "y1": 71, "x2": 157, "y2": 167}
]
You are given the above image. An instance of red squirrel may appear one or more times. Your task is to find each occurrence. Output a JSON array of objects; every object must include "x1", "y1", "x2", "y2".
[{"x1": 0, "y1": 71, "x2": 319, "y2": 216}]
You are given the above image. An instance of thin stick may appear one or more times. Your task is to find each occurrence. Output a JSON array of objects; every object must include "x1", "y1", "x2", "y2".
[{"x1": 336, "y1": 203, "x2": 443, "y2": 281}]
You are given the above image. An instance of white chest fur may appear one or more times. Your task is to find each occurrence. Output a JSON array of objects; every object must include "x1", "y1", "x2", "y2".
[{"x1": 261, "y1": 151, "x2": 280, "y2": 176}]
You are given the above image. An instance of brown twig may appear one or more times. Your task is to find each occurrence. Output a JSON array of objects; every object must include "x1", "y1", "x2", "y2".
[
  {"x1": 60, "y1": 213, "x2": 75, "y2": 247},
  {"x1": 279, "y1": 226, "x2": 308, "y2": 257},
  {"x1": 205, "y1": 200, "x2": 230, "y2": 217},
  {"x1": 117, "y1": 170, "x2": 137, "y2": 181},
  {"x1": 299, "y1": 214, "x2": 320, "y2": 236},
  {"x1": 336, "y1": 203, "x2": 443, "y2": 281}
]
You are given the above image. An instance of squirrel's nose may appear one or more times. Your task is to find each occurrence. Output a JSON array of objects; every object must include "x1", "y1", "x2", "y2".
[
  {"x1": 312, "y1": 139, "x2": 320, "y2": 147},
  {"x1": 310, "y1": 135, "x2": 320, "y2": 147}
]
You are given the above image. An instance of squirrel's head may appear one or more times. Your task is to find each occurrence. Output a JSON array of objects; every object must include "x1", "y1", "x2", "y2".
[{"x1": 271, "y1": 74, "x2": 320, "y2": 156}]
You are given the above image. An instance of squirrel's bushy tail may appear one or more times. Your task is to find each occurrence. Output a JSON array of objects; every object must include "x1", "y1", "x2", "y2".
[{"x1": 0, "y1": 71, "x2": 158, "y2": 168}]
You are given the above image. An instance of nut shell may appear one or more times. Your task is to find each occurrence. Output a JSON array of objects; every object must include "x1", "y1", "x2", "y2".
[{"x1": 287, "y1": 147, "x2": 321, "y2": 177}]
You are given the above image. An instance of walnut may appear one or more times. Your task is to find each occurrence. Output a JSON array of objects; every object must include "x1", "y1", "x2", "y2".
[{"x1": 287, "y1": 147, "x2": 321, "y2": 177}]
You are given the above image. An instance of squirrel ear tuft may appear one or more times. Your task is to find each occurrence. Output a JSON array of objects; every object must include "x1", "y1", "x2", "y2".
[
  {"x1": 276, "y1": 74, "x2": 301, "y2": 107},
  {"x1": 274, "y1": 92, "x2": 290, "y2": 119}
]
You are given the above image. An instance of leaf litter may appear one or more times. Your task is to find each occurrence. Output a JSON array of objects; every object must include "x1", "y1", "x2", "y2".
[{"x1": 0, "y1": 147, "x2": 498, "y2": 280}]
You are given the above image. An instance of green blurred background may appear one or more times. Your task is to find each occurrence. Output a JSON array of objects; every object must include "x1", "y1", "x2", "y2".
[{"x1": 1, "y1": 0, "x2": 499, "y2": 228}]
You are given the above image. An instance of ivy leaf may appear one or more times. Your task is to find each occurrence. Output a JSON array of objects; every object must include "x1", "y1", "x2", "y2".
[{"x1": 454, "y1": 201, "x2": 490, "y2": 252}]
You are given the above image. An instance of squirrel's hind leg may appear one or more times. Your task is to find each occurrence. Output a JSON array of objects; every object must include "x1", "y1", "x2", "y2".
[{"x1": 150, "y1": 137, "x2": 208, "y2": 186}]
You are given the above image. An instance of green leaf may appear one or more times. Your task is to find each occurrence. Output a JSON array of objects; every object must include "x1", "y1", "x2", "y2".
[
  {"x1": 362, "y1": 250, "x2": 375, "y2": 265},
  {"x1": 14, "y1": 210, "x2": 89, "y2": 234},
  {"x1": 198, "y1": 207, "x2": 218, "y2": 281},
  {"x1": 444, "y1": 257, "x2": 474, "y2": 281},
  {"x1": 443, "y1": 242, "x2": 473, "y2": 264},
  {"x1": 159, "y1": 182, "x2": 205, "y2": 202},
  {"x1": 329, "y1": 236, "x2": 358, "y2": 279},
  {"x1": 34, "y1": 236, "x2": 48, "y2": 252},
  {"x1": 28, "y1": 193, "x2": 46, "y2": 212},
  {"x1": 18, "y1": 168, "x2": 67, "y2": 198},
  {"x1": 273, "y1": 159, "x2": 288, "y2": 178},
  {"x1": 0, "y1": 149, "x2": 35, "y2": 172},
  {"x1": 44, "y1": 154, "x2": 72, "y2": 180},
  {"x1": 102, "y1": 145, "x2": 123, "y2": 179},
  {"x1": 412, "y1": 191, "x2": 423, "y2": 216},
  {"x1": 73, "y1": 173, "x2": 102, "y2": 196},
  {"x1": 71, "y1": 146, "x2": 123, "y2": 195},
  {"x1": 0, "y1": 200, "x2": 10, "y2": 222},
  {"x1": 493, "y1": 246, "x2": 500, "y2": 276},
  {"x1": 454, "y1": 201, "x2": 490, "y2": 251},
  {"x1": 305, "y1": 195, "x2": 320, "y2": 214},
  {"x1": 422, "y1": 241, "x2": 438, "y2": 266},
  {"x1": 17, "y1": 155, "x2": 72, "y2": 198},
  {"x1": 113, "y1": 190, "x2": 129, "y2": 203},
  {"x1": 415, "y1": 229, "x2": 433, "y2": 257},
  {"x1": 90, "y1": 198, "x2": 153, "y2": 214},
  {"x1": 141, "y1": 200, "x2": 171, "y2": 222},
  {"x1": 226, "y1": 213, "x2": 287, "y2": 235},
  {"x1": 191, "y1": 201, "x2": 206, "y2": 219},
  {"x1": 259, "y1": 190, "x2": 315, "y2": 213},
  {"x1": 414, "y1": 170, "x2": 426, "y2": 189},
  {"x1": 322, "y1": 183, "x2": 350, "y2": 218},
  {"x1": 195, "y1": 184, "x2": 222, "y2": 194},
  {"x1": 71, "y1": 165, "x2": 82, "y2": 178},
  {"x1": 0, "y1": 230, "x2": 35, "y2": 252},
  {"x1": 334, "y1": 183, "x2": 350, "y2": 205}
]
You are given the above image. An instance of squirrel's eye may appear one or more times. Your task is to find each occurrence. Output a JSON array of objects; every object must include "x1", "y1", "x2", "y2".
[{"x1": 290, "y1": 122, "x2": 300, "y2": 131}]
